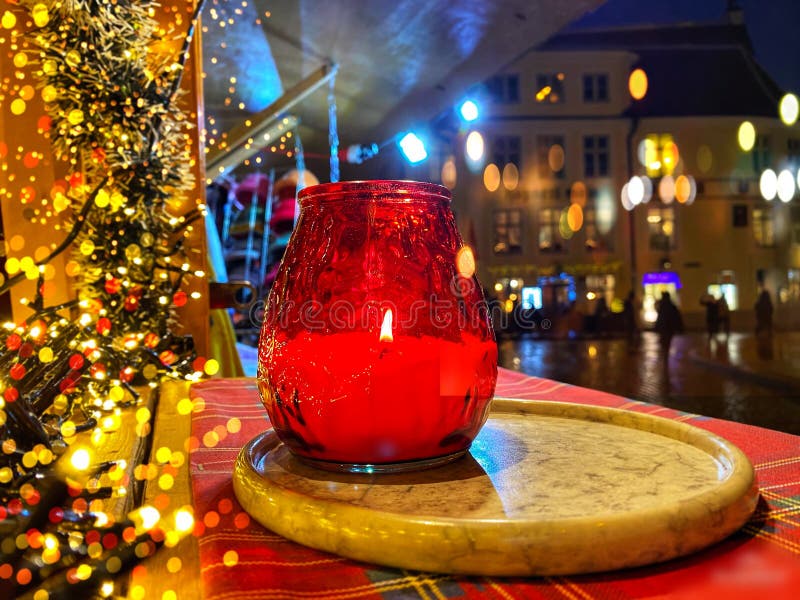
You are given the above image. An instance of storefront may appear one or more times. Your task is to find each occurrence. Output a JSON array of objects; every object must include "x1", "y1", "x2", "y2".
[{"x1": 642, "y1": 271, "x2": 682, "y2": 323}]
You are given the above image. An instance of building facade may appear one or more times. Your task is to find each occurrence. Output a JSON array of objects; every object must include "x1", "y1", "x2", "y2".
[{"x1": 441, "y1": 16, "x2": 800, "y2": 330}]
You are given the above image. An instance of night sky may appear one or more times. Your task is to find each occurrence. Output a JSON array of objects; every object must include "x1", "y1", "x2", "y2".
[{"x1": 569, "y1": 0, "x2": 800, "y2": 95}]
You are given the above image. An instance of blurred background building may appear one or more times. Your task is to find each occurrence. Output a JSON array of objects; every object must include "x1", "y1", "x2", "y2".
[{"x1": 416, "y1": 4, "x2": 800, "y2": 331}]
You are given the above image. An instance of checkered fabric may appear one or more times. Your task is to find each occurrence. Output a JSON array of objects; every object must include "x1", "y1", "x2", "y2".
[{"x1": 189, "y1": 369, "x2": 800, "y2": 599}]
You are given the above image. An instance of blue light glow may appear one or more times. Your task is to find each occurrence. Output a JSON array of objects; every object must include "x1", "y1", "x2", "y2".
[
  {"x1": 459, "y1": 99, "x2": 479, "y2": 122},
  {"x1": 398, "y1": 132, "x2": 428, "y2": 164}
]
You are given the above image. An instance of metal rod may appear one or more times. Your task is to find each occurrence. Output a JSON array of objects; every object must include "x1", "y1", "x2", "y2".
[{"x1": 258, "y1": 168, "x2": 276, "y2": 292}]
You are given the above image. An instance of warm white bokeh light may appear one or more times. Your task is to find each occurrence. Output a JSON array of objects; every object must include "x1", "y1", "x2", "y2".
[
  {"x1": 760, "y1": 169, "x2": 777, "y2": 201},
  {"x1": 777, "y1": 169, "x2": 795, "y2": 203},
  {"x1": 465, "y1": 131, "x2": 484, "y2": 162}
]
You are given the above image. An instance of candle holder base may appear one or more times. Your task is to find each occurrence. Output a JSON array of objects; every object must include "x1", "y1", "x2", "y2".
[
  {"x1": 233, "y1": 398, "x2": 758, "y2": 576},
  {"x1": 294, "y1": 450, "x2": 468, "y2": 474}
]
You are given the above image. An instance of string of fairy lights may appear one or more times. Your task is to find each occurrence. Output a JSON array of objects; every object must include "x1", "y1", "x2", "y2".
[{"x1": 0, "y1": 1, "x2": 227, "y2": 596}]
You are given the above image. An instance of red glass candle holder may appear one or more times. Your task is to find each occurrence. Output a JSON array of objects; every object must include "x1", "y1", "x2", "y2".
[{"x1": 257, "y1": 180, "x2": 497, "y2": 472}]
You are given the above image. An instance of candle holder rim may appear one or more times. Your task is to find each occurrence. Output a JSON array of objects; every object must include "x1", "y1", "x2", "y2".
[{"x1": 298, "y1": 179, "x2": 451, "y2": 206}]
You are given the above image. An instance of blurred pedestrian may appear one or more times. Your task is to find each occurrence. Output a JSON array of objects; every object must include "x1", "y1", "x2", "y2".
[
  {"x1": 717, "y1": 295, "x2": 730, "y2": 338},
  {"x1": 623, "y1": 291, "x2": 640, "y2": 348},
  {"x1": 655, "y1": 291, "x2": 683, "y2": 362},
  {"x1": 755, "y1": 289, "x2": 773, "y2": 335},
  {"x1": 701, "y1": 294, "x2": 719, "y2": 342}
]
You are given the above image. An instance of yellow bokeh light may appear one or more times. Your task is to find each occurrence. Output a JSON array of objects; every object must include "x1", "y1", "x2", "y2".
[
  {"x1": 53, "y1": 193, "x2": 70, "y2": 213},
  {"x1": 13, "y1": 53, "x2": 28, "y2": 68},
  {"x1": 737, "y1": 121, "x2": 756, "y2": 152},
  {"x1": 167, "y1": 557, "x2": 183, "y2": 573},
  {"x1": 204, "y1": 359, "x2": 220, "y2": 376},
  {"x1": 20, "y1": 86, "x2": 35, "y2": 101},
  {"x1": 38, "y1": 347, "x2": 54, "y2": 363},
  {"x1": 223, "y1": 550, "x2": 239, "y2": 567},
  {"x1": 95, "y1": 189, "x2": 110, "y2": 208},
  {"x1": 65, "y1": 50, "x2": 81, "y2": 68},
  {"x1": 11, "y1": 98, "x2": 27, "y2": 116},
  {"x1": 79, "y1": 240, "x2": 95, "y2": 256},
  {"x1": 779, "y1": 93, "x2": 799, "y2": 126},
  {"x1": 483, "y1": 163, "x2": 500, "y2": 192},
  {"x1": 5, "y1": 257, "x2": 20, "y2": 275},
  {"x1": 136, "y1": 407, "x2": 151, "y2": 424},
  {"x1": 32, "y1": 4, "x2": 50, "y2": 27},
  {"x1": 628, "y1": 68, "x2": 648, "y2": 100},
  {"x1": 155, "y1": 446, "x2": 172, "y2": 463},
  {"x1": 68, "y1": 109, "x2": 85, "y2": 125},
  {"x1": 1, "y1": 11, "x2": 16, "y2": 29},
  {"x1": 41, "y1": 85, "x2": 58, "y2": 103}
]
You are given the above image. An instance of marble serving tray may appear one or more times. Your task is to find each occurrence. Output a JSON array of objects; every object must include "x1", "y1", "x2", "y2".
[{"x1": 232, "y1": 398, "x2": 758, "y2": 576}]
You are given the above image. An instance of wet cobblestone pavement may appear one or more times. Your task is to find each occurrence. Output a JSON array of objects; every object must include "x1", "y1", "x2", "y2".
[{"x1": 498, "y1": 332, "x2": 800, "y2": 436}]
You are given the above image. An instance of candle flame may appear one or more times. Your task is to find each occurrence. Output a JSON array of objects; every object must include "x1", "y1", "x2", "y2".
[{"x1": 380, "y1": 309, "x2": 393, "y2": 342}]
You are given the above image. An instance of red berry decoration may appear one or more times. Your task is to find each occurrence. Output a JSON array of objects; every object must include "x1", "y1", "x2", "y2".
[
  {"x1": 90, "y1": 363, "x2": 107, "y2": 379},
  {"x1": 96, "y1": 317, "x2": 112, "y2": 335},
  {"x1": 143, "y1": 332, "x2": 160, "y2": 349},
  {"x1": 129, "y1": 285, "x2": 143, "y2": 299},
  {"x1": 119, "y1": 366, "x2": 135, "y2": 383},
  {"x1": 6, "y1": 333, "x2": 21, "y2": 351},
  {"x1": 69, "y1": 353, "x2": 85, "y2": 370},
  {"x1": 159, "y1": 350, "x2": 176, "y2": 366},
  {"x1": 172, "y1": 290, "x2": 187, "y2": 307},
  {"x1": 104, "y1": 277, "x2": 121, "y2": 294},
  {"x1": 124, "y1": 295, "x2": 139, "y2": 312},
  {"x1": 10, "y1": 363, "x2": 26, "y2": 380}
]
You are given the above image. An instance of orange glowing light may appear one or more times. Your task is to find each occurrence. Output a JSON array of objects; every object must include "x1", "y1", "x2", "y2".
[
  {"x1": 456, "y1": 246, "x2": 476, "y2": 278},
  {"x1": 629, "y1": 68, "x2": 648, "y2": 100},
  {"x1": 675, "y1": 175, "x2": 691, "y2": 203},
  {"x1": 379, "y1": 309, "x2": 393, "y2": 343},
  {"x1": 567, "y1": 203, "x2": 584, "y2": 232}
]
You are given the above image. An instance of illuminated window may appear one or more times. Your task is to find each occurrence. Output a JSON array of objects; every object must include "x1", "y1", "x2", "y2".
[
  {"x1": 536, "y1": 135, "x2": 565, "y2": 179},
  {"x1": 752, "y1": 135, "x2": 771, "y2": 174},
  {"x1": 583, "y1": 135, "x2": 609, "y2": 177},
  {"x1": 753, "y1": 207, "x2": 775, "y2": 247},
  {"x1": 493, "y1": 209, "x2": 522, "y2": 254},
  {"x1": 647, "y1": 207, "x2": 676, "y2": 251},
  {"x1": 486, "y1": 74, "x2": 519, "y2": 104},
  {"x1": 538, "y1": 208, "x2": 563, "y2": 252},
  {"x1": 492, "y1": 136, "x2": 521, "y2": 169},
  {"x1": 583, "y1": 74, "x2": 609, "y2": 102},
  {"x1": 535, "y1": 73, "x2": 565, "y2": 104}
]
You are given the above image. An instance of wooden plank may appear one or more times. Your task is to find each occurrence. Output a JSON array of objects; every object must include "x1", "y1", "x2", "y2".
[{"x1": 127, "y1": 379, "x2": 201, "y2": 599}]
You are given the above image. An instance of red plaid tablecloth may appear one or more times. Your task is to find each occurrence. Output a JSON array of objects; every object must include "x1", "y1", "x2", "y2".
[{"x1": 189, "y1": 369, "x2": 800, "y2": 599}]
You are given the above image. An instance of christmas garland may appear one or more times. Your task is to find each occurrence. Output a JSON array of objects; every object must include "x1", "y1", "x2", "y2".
[{"x1": 1, "y1": 1, "x2": 206, "y2": 596}]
